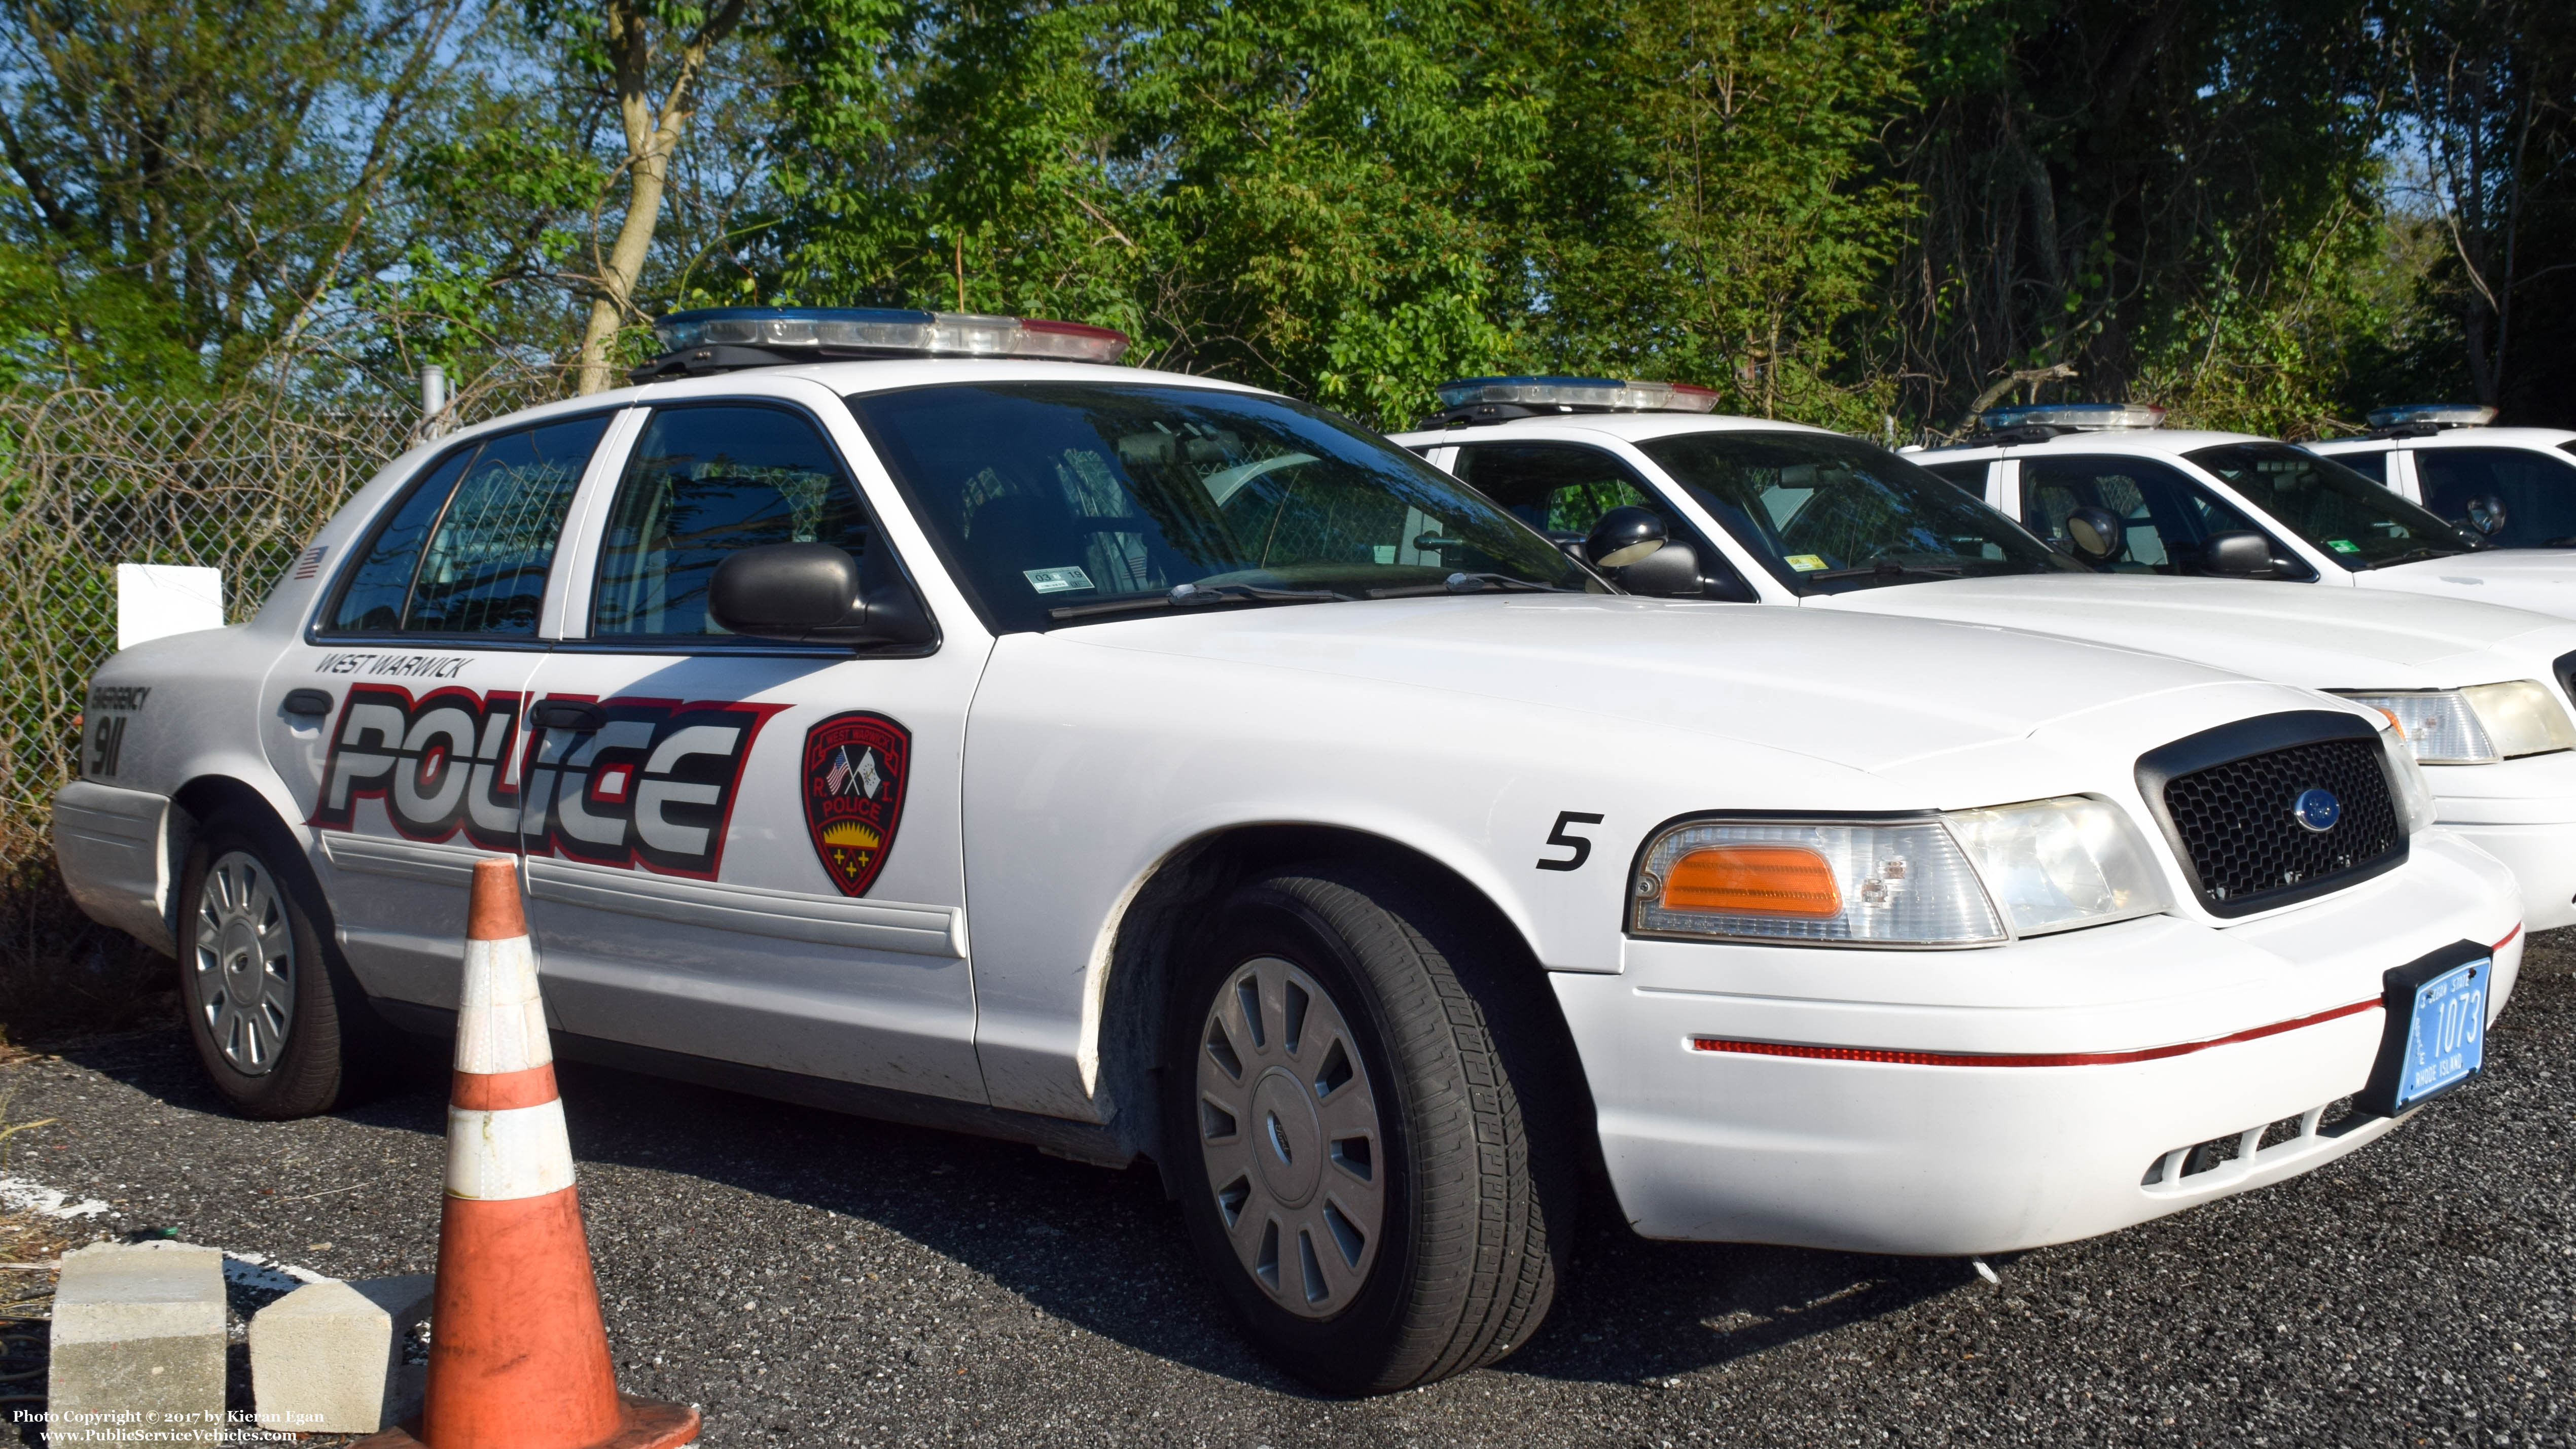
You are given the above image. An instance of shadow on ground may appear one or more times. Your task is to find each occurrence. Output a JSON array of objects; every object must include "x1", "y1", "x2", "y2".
[{"x1": 50, "y1": 1024, "x2": 1946, "y2": 1396}]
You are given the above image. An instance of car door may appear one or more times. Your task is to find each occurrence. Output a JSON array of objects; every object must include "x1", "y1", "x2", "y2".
[
  {"x1": 1446, "y1": 440, "x2": 1758, "y2": 599},
  {"x1": 514, "y1": 398, "x2": 989, "y2": 1102},
  {"x1": 258, "y1": 412, "x2": 620, "y2": 1008}
]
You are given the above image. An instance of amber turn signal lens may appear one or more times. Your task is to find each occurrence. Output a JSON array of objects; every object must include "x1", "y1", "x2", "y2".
[{"x1": 1660, "y1": 845, "x2": 1843, "y2": 917}]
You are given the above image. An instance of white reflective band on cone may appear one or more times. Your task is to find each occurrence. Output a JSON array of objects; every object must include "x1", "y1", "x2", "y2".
[
  {"x1": 455, "y1": 934, "x2": 553, "y2": 1074},
  {"x1": 446, "y1": 1100, "x2": 578, "y2": 1201}
]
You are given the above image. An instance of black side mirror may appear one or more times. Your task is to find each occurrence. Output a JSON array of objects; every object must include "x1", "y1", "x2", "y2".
[
  {"x1": 1585, "y1": 507, "x2": 1669, "y2": 568},
  {"x1": 2062, "y1": 506, "x2": 2126, "y2": 566},
  {"x1": 1618, "y1": 540, "x2": 1705, "y2": 597},
  {"x1": 708, "y1": 543, "x2": 936, "y2": 647},
  {"x1": 2199, "y1": 531, "x2": 2276, "y2": 578}
]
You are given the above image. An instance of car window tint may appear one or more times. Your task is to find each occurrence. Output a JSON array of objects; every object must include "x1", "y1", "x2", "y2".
[
  {"x1": 330, "y1": 448, "x2": 473, "y2": 632},
  {"x1": 846, "y1": 382, "x2": 1589, "y2": 632},
  {"x1": 405, "y1": 416, "x2": 608, "y2": 633},
  {"x1": 1633, "y1": 430, "x2": 2077, "y2": 593},
  {"x1": 2413, "y1": 447, "x2": 2576, "y2": 549},
  {"x1": 2021, "y1": 454, "x2": 2274, "y2": 576},
  {"x1": 1449, "y1": 442, "x2": 1656, "y2": 536},
  {"x1": 2328, "y1": 449, "x2": 2390, "y2": 485},
  {"x1": 1916, "y1": 460, "x2": 1989, "y2": 491},
  {"x1": 593, "y1": 406, "x2": 876, "y2": 638},
  {"x1": 2185, "y1": 441, "x2": 2472, "y2": 571}
]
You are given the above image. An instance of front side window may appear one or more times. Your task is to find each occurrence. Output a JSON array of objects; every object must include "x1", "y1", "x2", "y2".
[
  {"x1": 328, "y1": 416, "x2": 608, "y2": 635},
  {"x1": 2019, "y1": 454, "x2": 2298, "y2": 577},
  {"x1": 846, "y1": 382, "x2": 1592, "y2": 631},
  {"x1": 2413, "y1": 447, "x2": 2576, "y2": 549},
  {"x1": 2186, "y1": 441, "x2": 2477, "y2": 570},
  {"x1": 591, "y1": 405, "x2": 882, "y2": 639},
  {"x1": 1632, "y1": 430, "x2": 2080, "y2": 594}
]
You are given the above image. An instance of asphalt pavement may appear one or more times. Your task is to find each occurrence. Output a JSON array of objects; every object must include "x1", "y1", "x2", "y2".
[{"x1": 5, "y1": 932, "x2": 2570, "y2": 1447}]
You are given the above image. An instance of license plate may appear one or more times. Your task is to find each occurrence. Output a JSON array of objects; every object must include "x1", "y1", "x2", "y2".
[{"x1": 2393, "y1": 958, "x2": 2488, "y2": 1110}]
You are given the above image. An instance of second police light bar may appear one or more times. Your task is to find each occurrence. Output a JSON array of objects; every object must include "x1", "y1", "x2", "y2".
[
  {"x1": 653, "y1": 307, "x2": 1130, "y2": 364},
  {"x1": 1435, "y1": 376, "x2": 1722, "y2": 413},
  {"x1": 1977, "y1": 402, "x2": 2166, "y2": 433},
  {"x1": 2366, "y1": 404, "x2": 2498, "y2": 430}
]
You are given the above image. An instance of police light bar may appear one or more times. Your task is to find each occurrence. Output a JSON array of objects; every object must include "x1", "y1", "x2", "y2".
[
  {"x1": 1977, "y1": 403, "x2": 2164, "y2": 433},
  {"x1": 2366, "y1": 404, "x2": 2496, "y2": 429},
  {"x1": 1434, "y1": 376, "x2": 1721, "y2": 413},
  {"x1": 652, "y1": 307, "x2": 1129, "y2": 364}
]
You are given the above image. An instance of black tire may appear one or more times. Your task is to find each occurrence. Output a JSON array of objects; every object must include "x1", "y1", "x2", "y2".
[
  {"x1": 174, "y1": 816, "x2": 383, "y2": 1118},
  {"x1": 1162, "y1": 860, "x2": 1576, "y2": 1394}
]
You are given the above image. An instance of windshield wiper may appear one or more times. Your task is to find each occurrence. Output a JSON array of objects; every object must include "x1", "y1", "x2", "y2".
[
  {"x1": 2370, "y1": 546, "x2": 2473, "y2": 569},
  {"x1": 1364, "y1": 572, "x2": 1573, "y2": 599},
  {"x1": 1800, "y1": 561, "x2": 1969, "y2": 584},
  {"x1": 1048, "y1": 582, "x2": 1350, "y2": 621}
]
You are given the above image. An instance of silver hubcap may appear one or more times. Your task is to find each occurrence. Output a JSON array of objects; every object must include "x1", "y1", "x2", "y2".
[
  {"x1": 193, "y1": 851, "x2": 295, "y2": 1076},
  {"x1": 1196, "y1": 957, "x2": 1384, "y2": 1319}
]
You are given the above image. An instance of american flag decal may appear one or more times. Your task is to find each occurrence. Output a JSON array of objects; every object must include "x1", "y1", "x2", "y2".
[{"x1": 292, "y1": 545, "x2": 328, "y2": 580}]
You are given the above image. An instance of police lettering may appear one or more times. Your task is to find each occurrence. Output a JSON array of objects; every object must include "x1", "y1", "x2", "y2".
[{"x1": 313, "y1": 684, "x2": 779, "y2": 878}]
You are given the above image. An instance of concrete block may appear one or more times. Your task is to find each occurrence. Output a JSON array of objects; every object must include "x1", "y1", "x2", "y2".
[
  {"x1": 251, "y1": 1274, "x2": 435, "y2": 1434},
  {"x1": 47, "y1": 1240, "x2": 227, "y2": 1447}
]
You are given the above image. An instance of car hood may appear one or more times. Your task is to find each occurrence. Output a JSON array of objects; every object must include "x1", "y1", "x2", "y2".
[
  {"x1": 1805, "y1": 573, "x2": 2576, "y2": 690},
  {"x1": 1056, "y1": 593, "x2": 2318, "y2": 776},
  {"x1": 2358, "y1": 550, "x2": 2576, "y2": 626}
]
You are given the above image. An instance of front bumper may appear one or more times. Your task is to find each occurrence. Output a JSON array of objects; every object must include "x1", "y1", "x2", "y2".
[
  {"x1": 1553, "y1": 830, "x2": 2522, "y2": 1255},
  {"x1": 2429, "y1": 749, "x2": 2576, "y2": 931}
]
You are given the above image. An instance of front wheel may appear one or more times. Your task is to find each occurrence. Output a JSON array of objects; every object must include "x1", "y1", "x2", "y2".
[
  {"x1": 174, "y1": 818, "x2": 370, "y2": 1118},
  {"x1": 1163, "y1": 862, "x2": 1574, "y2": 1394}
]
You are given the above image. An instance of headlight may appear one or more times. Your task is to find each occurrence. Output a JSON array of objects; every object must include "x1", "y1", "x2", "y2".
[
  {"x1": 1632, "y1": 819, "x2": 2004, "y2": 946},
  {"x1": 2338, "y1": 682, "x2": 2576, "y2": 763},
  {"x1": 2464, "y1": 680, "x2": 2576, "y2": 757},
  {"x1": 2376, "y1": 720, "x2": 2439, "y2": 833},
  {"x1": 1941, "y1": 796, "x2": 2169, "y2": 936},
  {"x1": 1631, "y1": 799, "x2": 2168, "y2": 946}
]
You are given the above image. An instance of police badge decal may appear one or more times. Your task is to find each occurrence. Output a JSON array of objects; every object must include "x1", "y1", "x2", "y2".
[{"x1": 801, "y1": 712, "x2": 912, "y2": 896}]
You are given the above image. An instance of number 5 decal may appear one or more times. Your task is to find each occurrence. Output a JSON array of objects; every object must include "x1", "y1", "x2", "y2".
[{"x1": 1536, "y1": 810, "x2": 1604, "y2": 871}]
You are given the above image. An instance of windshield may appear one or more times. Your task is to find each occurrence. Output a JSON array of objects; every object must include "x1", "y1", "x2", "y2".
[
  {"x1": 1633, "y1": 431, "x2": 2085, "y2": 594},
  {"x1": 2185, "y1": 442, "x2": 2480, "y2": 570},
  {"x1": 847, "y1": 382, "x2": 1593, "y2": 631}
]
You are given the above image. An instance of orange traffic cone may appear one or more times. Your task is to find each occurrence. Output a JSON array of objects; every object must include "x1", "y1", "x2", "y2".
[{"x1": 359, "y1": 859, "x2": 699, "y2": 1449}]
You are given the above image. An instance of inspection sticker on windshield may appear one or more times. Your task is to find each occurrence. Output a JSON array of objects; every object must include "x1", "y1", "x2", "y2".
[
  {"x1": 2327, "y1": 539, "x2": 2362, "y2": 554},
  {"x1": 1023, "y1": 566, "x2": 1094, "y2": 594},
  {"x1": 1786, "y1": 554, "x2": 1829, "y2": 572}
]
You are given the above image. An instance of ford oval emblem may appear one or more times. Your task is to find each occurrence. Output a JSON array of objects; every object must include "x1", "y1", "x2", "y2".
[{"x1": 2293, "y1": 787, "x2": 2342, "y2": 833}]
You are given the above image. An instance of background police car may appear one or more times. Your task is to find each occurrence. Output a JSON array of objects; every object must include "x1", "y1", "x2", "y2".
[
  {"x1": 1392, "y1": 385, "x2": 2576, "y2": 933},
  {"x1": 50, "y1": 315, "x2": 2526, "y2": 1395},
  {"x1": 2307, "y1": 404, "x2": 2576, "y2": 556}
]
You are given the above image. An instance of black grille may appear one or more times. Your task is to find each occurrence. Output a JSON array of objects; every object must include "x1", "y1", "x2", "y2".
[{"x1": 2161, "y1": 737, "x2": 2401, "y2": 909}]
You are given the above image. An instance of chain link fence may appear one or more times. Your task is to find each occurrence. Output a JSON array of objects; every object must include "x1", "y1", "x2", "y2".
[{"x1": 0, "y1": 380, "x2": 560, "y2": 1035}]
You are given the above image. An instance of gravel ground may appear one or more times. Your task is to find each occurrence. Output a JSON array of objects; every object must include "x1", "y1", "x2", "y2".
[{"x1": 3, "y1": 932, "x2": 2570, "y2": 1448}]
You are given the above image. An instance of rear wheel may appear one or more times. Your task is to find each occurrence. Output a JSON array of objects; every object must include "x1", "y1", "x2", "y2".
[
  {"x1": 1164, "y1": 861, "x2": 1573, "y2": 1394},
  {"x1": 175, "y1": 818, "x2": 373, "y2": 1118}
]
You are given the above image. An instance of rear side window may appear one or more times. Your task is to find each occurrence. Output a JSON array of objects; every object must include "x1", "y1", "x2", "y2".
[
  {"x1": 591, "y1": 405, "x2": 879, "y2": 639},
  {"x1": 1916, "y1": 460, "x2": 1990, "y2": 492},
  {"x1": 327, "y1": 417, "x2": 610, "y2": 635},
  {"x1": 1451, "y1": 441, "x2": 1656, "y2": 535}
]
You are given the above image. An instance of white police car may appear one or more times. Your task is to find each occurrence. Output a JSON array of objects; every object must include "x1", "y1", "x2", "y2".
[
  {"x1": 1393, "y1": 383, "x2": 2576, "y2": 932},
  {"x1": 2307, "y1": 404, "x2": 2576, "y2": 555},
  {"x1": 52, "y1": 321, "x2": 2523, "y2": 1394}
]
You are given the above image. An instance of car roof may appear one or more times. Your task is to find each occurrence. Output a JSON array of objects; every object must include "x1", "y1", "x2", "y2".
[
  {"x1": 1389, "y1": 411, "x2": 1845, "y2": 447},
  {"x1": 2308, "y1": 426, "x2": 2576, "y2": 451},
  {"x1": 1908, "y1": 428, "x2": 2270, "y2": 464},
  {"x1": 425, "y1": 358, "x2": 1276, "y2": 450}
]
